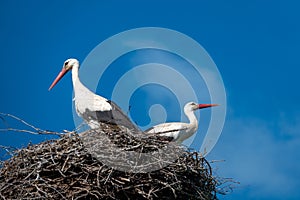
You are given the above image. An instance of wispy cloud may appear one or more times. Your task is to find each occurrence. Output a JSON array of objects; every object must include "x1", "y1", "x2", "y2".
[{"x1": 210, "y1": 116, "x2": 300, "y2": 199}]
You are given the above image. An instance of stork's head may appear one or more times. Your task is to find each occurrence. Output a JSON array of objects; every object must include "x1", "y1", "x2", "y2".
[
  {"x1": 63, "y1": 58, "x2": 79, "y2": 70},
  {"x1": 184, "y1": 102, "x2": 218, "y2": 112},
  {"x1": 48, "y1": 58, "x2": 79, "y2": 90}
]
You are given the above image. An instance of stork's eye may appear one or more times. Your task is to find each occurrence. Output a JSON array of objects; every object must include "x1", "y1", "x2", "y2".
[{"x1": 65, "y1": 61, "x2": 69, "y2": 66}]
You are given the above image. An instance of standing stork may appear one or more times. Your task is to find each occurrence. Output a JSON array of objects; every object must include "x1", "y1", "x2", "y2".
[
  {"x1": 49, "y1": 58, "x2": 139, "y2": 132},
  {"x1": 145, "y1": 102, "x2": 218, "y2": 143}
]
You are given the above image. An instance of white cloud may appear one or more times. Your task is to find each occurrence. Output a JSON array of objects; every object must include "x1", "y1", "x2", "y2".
[{"x1": 209, "y1": 116, "x2": 300, "y2": 199}]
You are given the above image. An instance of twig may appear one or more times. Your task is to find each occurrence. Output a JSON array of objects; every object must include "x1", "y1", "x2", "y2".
[
  {"x1": 0, "y1": 112, "x2": 63, "y2": 136},
  {"x1": 0, "y1": 112, "x2": 39, "y2": 130},
  {"x1": 0, "y1": 145, "x2": 17, "y2": 156}
]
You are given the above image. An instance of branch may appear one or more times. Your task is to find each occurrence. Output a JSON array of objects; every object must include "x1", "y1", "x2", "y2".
[{"x1": 0, "y1": 112, "x2": 64, "y2": 136}]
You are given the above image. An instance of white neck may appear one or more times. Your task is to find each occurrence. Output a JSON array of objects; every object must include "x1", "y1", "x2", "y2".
[
  {"x1": 185, "y1": 109, "x2": 198, "y2": 127},
  {"x1": 175, "y1": 109, "x2": 198, "y2": 143},
  {"x1": 71, "y1": 64, "x2": 90, "y2": 97}
]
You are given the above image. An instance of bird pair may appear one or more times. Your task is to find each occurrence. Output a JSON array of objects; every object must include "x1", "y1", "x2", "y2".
[{"x1": 49, "y1": 59, "x2": 218, "y2": 143}]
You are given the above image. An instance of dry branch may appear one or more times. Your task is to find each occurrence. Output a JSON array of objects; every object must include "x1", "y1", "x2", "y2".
[{"x1": 0, "y1": 112, "x2": 63, "y2": 136}]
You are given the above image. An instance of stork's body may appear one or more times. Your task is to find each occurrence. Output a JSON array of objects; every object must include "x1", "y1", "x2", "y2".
[
  {"x1": 145, "y1": 102, "x2": 218, "y2": 143},
  {"x1": 49, "y1": 59, "x2": 139, "y2": 131}
]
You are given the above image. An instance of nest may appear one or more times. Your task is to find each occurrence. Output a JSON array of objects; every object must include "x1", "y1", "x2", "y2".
[{"x1": 0, "y1": 124, "x2": 218, "y2": 199}]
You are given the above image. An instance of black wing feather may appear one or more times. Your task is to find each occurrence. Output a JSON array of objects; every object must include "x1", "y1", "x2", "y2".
[{"x1": 96, "y1": 100, "x2": 139, "y2": 131}]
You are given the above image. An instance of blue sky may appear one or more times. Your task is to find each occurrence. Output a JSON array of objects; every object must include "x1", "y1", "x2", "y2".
[{"x1": 0, "y1": 1, "x2": 300, "y2": 199}]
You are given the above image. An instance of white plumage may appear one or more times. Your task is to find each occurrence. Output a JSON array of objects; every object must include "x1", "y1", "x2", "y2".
[{"x1": 145, "y1": 102, "x2": 218, "y2": 143}]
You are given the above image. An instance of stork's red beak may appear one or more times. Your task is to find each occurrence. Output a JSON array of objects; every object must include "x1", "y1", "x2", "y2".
[
  {"x1": 198, "y1": 104, "x2": 219, "y2": 109},
  {"x1": 48, "y1": 68, "x2": 68, "y2": 91}
]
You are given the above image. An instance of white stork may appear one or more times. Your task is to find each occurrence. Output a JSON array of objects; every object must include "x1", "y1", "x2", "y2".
[
  {"x1": 49, "y1": 58, "x2": 139, "y2": 132},
  {"x1": 145, "y1": 102, "x2": 218, "y2": 143}
]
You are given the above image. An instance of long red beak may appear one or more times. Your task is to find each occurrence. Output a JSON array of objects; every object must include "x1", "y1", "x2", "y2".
[
  {"x1": 48, "y1": 68, "x2": 68, "y2": 91},
  {"x1": 198, "y1": 104, "x2": 219, "y2": 109}
]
